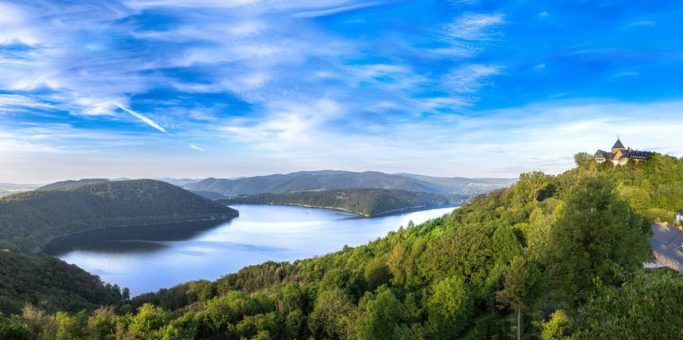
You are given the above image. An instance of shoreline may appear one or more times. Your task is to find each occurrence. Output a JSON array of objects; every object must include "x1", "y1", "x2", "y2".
[
  {"x1": 36, "y1": 213, "x2": 238, "y2": 254},
  {"x1": 229, "y1": 202, "x2": 457, "y2": 218},
  {"x1": 44, "y1": 204, "x2": 457, "y2": 296}
]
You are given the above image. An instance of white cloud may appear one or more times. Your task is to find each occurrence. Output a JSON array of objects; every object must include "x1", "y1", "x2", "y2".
[
  {"x1": 0, "y1": 2, "x2": 42, "y2": 45},
  {"x1": 206, "y1": 99, "x2": 683, "y2": 178},
  {"x1": 443, "y1": 64, "x2": 502, "y2": 94},
  {"x1": 115, "y1": 103, "x2": 168, "y2": 133},
  {"x1": 189, "y1": 144, "x2": 204, "y2": 151},
  {"x1": 295, "y1": 2, "x2": 382, "y2": 18},
  {"x1": 446, "y1": 13, "x2": 504, "y2": 41},
  {"x1": 75, "y1": 98, "x2": 119, "y2": 116},
  {"x1": 123, "y1": 0, "x2": 257, "y2": 9},
  {"x1": 222, "y1": 98, "x2": 343, "y2": 151},
  {"x1": 3, "y1": 98, "x2": 683, "y2": 182},
  {"x1": 0, "y1": 130, "x2": 62, "y2": 153},
  {"x1": 0, "y1": 94, "x2": 54, "y2": 112}
]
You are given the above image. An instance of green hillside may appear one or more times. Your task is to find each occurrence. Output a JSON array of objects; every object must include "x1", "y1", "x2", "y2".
[
  {"x1": 221, "y1": 189, "x2": 462, "y2": 216},
  {"x1": 0, "y1": 250, "x2": 124, "y2": 315},
  {"x1": 3, "y1": 154, "x2": 683, "y2": 338},
  {"x1": 184, "y1": 170, "x2": 514, "y2": 196},
  {"x1": 0, "y1": 179, "x2": 238, "y2": 253}
]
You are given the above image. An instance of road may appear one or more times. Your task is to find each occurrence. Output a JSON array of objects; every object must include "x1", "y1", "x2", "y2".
[{"x1": 650, "y1": 223, "x2": 683, "y2": 273}]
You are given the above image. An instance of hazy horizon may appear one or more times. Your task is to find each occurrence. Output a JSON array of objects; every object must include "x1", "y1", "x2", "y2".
[
  {"x1": 2, "y1": 1, "x2": 683, "y2": 183},
  {"x1": 2, "y1": 169, "x2": 520, "y2": 186}
]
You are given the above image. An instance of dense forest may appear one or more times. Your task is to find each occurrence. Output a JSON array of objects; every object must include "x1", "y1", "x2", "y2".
[
  {"x1": 221, "y1": 189, "x2": 463, "y2": 217},
  {"x1": 0, "y1": 251, "x2": 124, "y2": 316},
  {"x1": 184, "y1": 170, "x2": 513, "y2": 196},
  {"x1": 0, "y1": 179, "x2": 238, "y2": 253},
  {"x1": 2, "y1": 154, "x2": 683, "y2": 339}
]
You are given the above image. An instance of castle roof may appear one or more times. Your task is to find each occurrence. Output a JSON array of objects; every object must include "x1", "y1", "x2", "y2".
[
  {"x1": 612, "y1": 138, "x2": 625, "y2": 149},
  {"x1": 594, "y1": 150, "x2": 613, "y2": 159},
  {"x1": 622, "y1": 149, "x2": 654, "y2": 160}
]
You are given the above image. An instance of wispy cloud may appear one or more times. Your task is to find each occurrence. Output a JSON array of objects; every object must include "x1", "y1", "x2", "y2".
[
  {"x1": 295, "y1": 2, "x2": 383, "y2": 18},
  {"x1": 115, "y1": 103, "x2": 167, "y2": 133},
  {"x1": 189, "y1": 144, "x2": 204, "y2": 151},
  {"x1": 446, "y1": 13, "x2": 505, "y2": 41},
  {"x1": 1, "y1": 0, "x2": 681, "y2": 182},
  {"x1": 443, "y1": 64, "x2": 502, "y2": 94},
  {"x1": 209, "y1": 99, "x2": 683, "y2": 177},
  {"x1": 222, "y1": 98, "x2": 343, "y2": 151},
  {"x1": 0, "y1": 94, "x2": 54, "y2": 112},
  {"x1": 0, "y1": 2, "x2": 41, "y2": 45}
]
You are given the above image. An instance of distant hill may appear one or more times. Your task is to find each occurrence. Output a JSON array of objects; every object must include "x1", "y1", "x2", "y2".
[
  {"x1": 191, "y1": 190, "x2": 226, "y2": 200},
  {"x1": 38, "y1": 178, "x2": 110, "y2": 191},
  {"x1": 184, "y1": 170, "x2": 514, "y2": 196},
  {"x1": 0, "y1": 183, "x2": 39, "y2": 197},
  {"x1": 0, "y1": 179, "x2": 238, "y2": 253},
  {"x1": 0, "y1": 250, "x2": 123, "y2": 315},
  {"x1": 221, "y1": 188, "x2": 462, "y2": 217},
  {"x1": 157, "y1": 178, "x2": 201, "y2": 186},
  {"x1": 396, "y1": 173, "x2": 516, "y2": 195}
]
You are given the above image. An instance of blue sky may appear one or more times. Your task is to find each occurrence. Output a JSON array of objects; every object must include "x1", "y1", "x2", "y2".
[{"x1": 1, "y1": 0, "x2": 682, "y2": 182}]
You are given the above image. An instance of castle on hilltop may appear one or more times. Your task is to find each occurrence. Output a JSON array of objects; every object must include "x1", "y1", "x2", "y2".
[{"x1": 594, "y1": 138, "x2": 654, "y2": 165}]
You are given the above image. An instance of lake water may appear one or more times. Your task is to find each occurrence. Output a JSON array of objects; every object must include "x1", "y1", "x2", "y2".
[{"x1": 45, "y1": 205, "x2": 455, "y2": 296}]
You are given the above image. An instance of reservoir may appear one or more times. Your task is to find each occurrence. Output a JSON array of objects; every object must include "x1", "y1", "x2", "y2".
[{"x1": 45, "y1": 204, "x2": 455, "y2": 295}]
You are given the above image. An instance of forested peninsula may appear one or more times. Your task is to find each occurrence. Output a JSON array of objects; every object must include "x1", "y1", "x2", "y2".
[
  {"x1": 2, "y1": 154, "x2": 683, "y2": 338},
  {"x1": 0, "y1": 179, "x2": 238, "y2": 253},
  {"x1": 221, "y1": 188, "x2": 463, "y2": 217}
]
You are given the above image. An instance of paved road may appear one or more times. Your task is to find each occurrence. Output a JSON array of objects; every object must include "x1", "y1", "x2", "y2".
[{"x1": 650, "y1": 223, "x2": 683, "y2": 272}]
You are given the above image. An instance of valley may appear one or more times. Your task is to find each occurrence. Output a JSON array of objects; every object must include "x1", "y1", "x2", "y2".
[{"x1": 45, "y1": 205, "x2": 454, "y2": 295}]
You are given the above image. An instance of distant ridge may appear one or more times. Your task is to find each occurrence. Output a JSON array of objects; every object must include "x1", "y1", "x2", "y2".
[
  {"x1": 157, "y1": 178, "x2": 201, "y2": 186},
  {"x1": 0, "y1": 179, "x2": 238, "y2": 253},
  {"x1": 184, "y1": 170, "x2": 515, "y2": 196},
  {"x1": 221, "y1": 188, "x2": 463, "y2": 217},
  {"x1": 38, "y1": 178, "x2": 110, "y2": 191}
]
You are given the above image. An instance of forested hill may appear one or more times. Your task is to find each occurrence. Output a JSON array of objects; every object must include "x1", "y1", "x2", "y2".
[
  {"x1": 184, "y1": 170, "x2": 514, "y2": 196},
  {"x1": 37, "y1": 178, "x2": 110, "y2": 191},
  {"x1": 221, "y1": 189, "x2": 463, "y2": 216},
  {"x1": 0, "y1": 179, "x2": 238, "y2": 253},
  {"x1": 0, "y1": 250, "x2": 124, "y2": 315},
  {"x1": 3, "y1": 154, "x2": 683, "y2": 339}
]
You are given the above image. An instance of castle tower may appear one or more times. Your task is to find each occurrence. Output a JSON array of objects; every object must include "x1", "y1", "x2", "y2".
[{"x1": 611, "y1": 137, "x2": 625, "y2": 154}]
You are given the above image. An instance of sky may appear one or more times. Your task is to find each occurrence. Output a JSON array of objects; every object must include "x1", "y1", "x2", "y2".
[{"x1": 1, "y1": 0, "x2": 683, "y2": 183}]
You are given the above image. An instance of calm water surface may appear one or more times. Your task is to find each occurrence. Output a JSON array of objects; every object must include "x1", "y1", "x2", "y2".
[{"x1": 46, "y1": 205, "x2": 455, "y2": 295}]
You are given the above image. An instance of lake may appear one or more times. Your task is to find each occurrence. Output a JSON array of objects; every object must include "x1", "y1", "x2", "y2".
[{"x1": 45, "y1": 204, "x2": 455, "y2": 296}]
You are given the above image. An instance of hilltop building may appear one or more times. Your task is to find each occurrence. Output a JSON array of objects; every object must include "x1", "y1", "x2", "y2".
[{"x1": 594, "y1": 138, "x2": 654, "y2": 165}]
